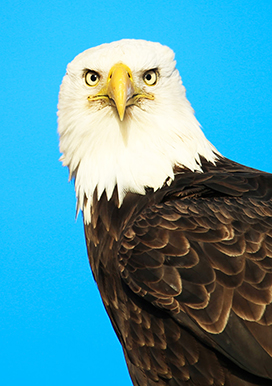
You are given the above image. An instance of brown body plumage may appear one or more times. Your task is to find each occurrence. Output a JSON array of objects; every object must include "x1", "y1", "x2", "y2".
[{"x1": 84, "y1": 157, "x2": 272, "y2": 386}]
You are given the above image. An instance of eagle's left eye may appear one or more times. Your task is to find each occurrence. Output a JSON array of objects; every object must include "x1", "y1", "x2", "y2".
[
  {"x1": 143, "y1": 70, "x2": 157, "y2": 86},
  {"x1": 85, "y1": 71, "x2": 100, "y2": 87}
]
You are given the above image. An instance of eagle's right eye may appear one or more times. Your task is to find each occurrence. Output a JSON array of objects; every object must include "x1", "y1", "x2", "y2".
[{"x1": 85, "y1": 71, "x2": 100, "y2": 87}]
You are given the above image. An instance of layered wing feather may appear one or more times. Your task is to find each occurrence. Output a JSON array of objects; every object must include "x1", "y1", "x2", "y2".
[
  {"x1": 117, "y1": 161, "x2": 272, "y2": 383},
  {"x1": 85, "y1": 159, "x2": 272, "y2": 385}
]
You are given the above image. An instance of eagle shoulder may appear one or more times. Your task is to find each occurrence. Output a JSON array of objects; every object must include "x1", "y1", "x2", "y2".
[{"x1": 117, "y1": 160, "x2": 272, "y2": 382}]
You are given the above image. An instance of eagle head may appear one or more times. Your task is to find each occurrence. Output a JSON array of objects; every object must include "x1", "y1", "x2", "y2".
[{"x1": 58, "y1": 39, "x2": 218, "y2": 223}]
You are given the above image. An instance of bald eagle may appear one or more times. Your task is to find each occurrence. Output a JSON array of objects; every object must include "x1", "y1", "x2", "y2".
[{"x1": 58, "y1": 40, "x2": 272, "y2": 386}]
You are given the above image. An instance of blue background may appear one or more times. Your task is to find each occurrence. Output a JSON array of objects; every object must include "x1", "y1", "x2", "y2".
[{"x1": 1, "y1": 1, "x2": 272, "y2": 385}]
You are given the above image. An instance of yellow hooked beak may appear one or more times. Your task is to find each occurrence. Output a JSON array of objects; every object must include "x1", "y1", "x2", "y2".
[
  {"x1": 107, "y1": 63, "x2": 134, "y2": 121},
  {"x1": 88, "y1": 63, "x2": 154, "y2": 121}
]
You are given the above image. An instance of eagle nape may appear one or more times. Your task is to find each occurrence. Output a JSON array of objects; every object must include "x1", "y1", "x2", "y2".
[{"x1": 58, "y1": 39, "x2": 272, "y2": 386}]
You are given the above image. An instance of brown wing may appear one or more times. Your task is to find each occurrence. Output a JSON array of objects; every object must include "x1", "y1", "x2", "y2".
[{"x1": 118, "y1": 167, "x2": 272, "y2": 383}]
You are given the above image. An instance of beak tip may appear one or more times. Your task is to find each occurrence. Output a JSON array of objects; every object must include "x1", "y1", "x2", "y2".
[{"x1": 117, "y1": 107, "x2": 125, "y2": 121}]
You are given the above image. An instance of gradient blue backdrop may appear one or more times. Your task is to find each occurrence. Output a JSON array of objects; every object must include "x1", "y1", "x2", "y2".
[{"x1": 1, "y1": 1, "x2": 272, "y2": 385}]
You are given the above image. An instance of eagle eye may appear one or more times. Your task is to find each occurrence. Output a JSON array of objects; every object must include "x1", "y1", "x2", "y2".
[
  {"x1": 143, "y1": 69, "x2": 157, "y2": 86},
  {"x1": 85, "y1": 70, "x2": 100, "y2": 87}
]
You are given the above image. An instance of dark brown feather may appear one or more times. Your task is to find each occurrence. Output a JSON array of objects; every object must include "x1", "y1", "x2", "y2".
[{"x1": 84, "y1": 157, "x2": 272, "y2": 385}]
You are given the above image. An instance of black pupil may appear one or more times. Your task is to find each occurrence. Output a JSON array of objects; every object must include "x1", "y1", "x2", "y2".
[
  {"x1": 146, "y1": 73, "x2": 152, "y2": 81},
  {"x1": 91, "y1": 73, "x2": 97, "y2": 82}
]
